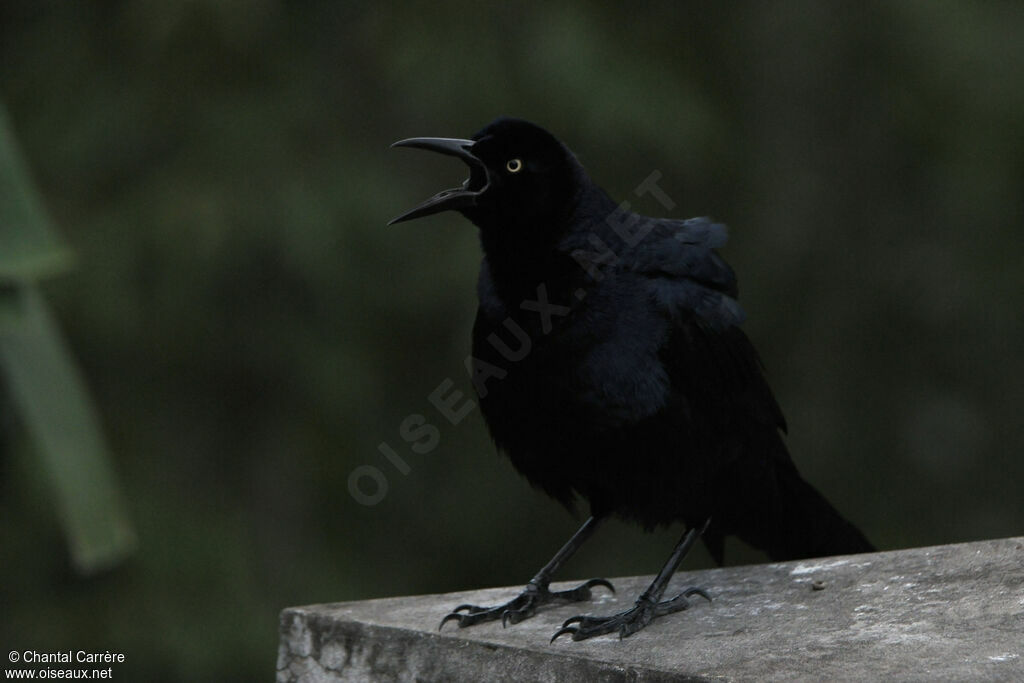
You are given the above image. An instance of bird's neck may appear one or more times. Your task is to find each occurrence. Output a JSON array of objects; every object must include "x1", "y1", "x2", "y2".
[
  {"x1": 478, "y1": 237, "x2": 575, "y2": 307},
  {"x1": 475, "y1": 177, "x2": 617, "y2": 307}
]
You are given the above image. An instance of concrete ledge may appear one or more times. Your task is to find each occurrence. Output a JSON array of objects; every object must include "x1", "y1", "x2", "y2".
[{"x1": 277, "y1": 537, "x2": 1024, "y2": 681}]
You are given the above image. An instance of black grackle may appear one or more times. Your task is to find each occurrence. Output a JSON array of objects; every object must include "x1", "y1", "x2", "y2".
[{"x1": 389, "y1": 118, "x2": 874, "y2": 642}]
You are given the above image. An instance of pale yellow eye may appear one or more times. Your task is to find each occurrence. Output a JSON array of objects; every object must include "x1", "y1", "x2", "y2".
[{"x1": 506, "y1": 158, "x2": 523, "y2": 173}]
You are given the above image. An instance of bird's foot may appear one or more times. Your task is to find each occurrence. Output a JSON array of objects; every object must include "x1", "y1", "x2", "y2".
[
  {"x1": 551, "y1": 586, "x2": 711, "y2": 642},
  {"x1": 439, "y1": 577, "x2": 615, "y2": 630}
]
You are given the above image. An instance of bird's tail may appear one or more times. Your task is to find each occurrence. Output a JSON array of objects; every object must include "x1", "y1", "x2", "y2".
[
  {"x1": 764, "y1": 467, "x2": 875, "y2": 561},
  {"x1": 704, "y1": 463, "x2": 875, "y2": 564}
]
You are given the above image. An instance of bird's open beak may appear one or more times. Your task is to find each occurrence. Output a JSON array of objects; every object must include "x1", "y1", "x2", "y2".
[{"x1": 388, "y1": 137, "x2": 489, "y2": 225}]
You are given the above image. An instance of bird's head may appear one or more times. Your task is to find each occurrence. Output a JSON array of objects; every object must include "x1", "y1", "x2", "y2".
[{"x1": 388, "y1": 117, "x2": 581, "y2": 234}]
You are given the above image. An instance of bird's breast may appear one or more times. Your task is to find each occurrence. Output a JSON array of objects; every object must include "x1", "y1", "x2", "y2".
[{"x1": 472, "y1": 273, "x2": 672, "y2": 444}]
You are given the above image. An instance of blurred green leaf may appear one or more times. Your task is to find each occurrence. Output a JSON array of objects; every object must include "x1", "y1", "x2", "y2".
[
  {"x1": 0, "y1": 104, "x2": 74, "y2": 280},
  {"x1": 1, "y1": 98, "x2": 134, "y2": 573},
  {"x1": 0, "y1": 285, "x2": 136, "y2": 573}
]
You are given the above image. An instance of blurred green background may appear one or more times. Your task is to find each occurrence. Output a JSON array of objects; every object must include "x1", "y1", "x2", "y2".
[{"x1": 2, "y1": 2, "x2": 1022, "y2": 680}]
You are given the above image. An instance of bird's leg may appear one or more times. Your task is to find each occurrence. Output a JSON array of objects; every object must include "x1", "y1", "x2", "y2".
[
  {"x1": 439, "y1": 516, "x2": 614, "y2": 630},
  {"x1": 551, "y1": 519, "x2": 712, "y2": 642}
]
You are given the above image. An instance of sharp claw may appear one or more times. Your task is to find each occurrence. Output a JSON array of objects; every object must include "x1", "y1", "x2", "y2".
[
  {"x1": 441, "y1": 577, "x2": 614, "y2": 635},
  {"x1": 686, "y1": 587, "x2": 713, "y2": 602},
  {"x1": 550, "y1": 626, "x2": 577, "y2": 643},
  {"x1": 547, "y1": 584, "x2": 711, "y2": 643},
  {"x1": 583, "y1": 577, "x2": 615, "y2": 594},
  {"x1": 438, "y1": 612, "x2": 464, "y2": 631}
]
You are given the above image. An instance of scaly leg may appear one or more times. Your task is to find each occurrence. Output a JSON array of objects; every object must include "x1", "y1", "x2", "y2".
[
  {"x1": 439, "y1": 516, "x2": 614, "y2": 630},
  {"x1": 551, "y1": 519, "x2": 712, "y2": 642}
]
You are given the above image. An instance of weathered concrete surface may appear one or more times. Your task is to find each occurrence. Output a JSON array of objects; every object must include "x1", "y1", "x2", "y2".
[{"x1": 278, "y1": 537, "x2": 1024, "y2": 682}]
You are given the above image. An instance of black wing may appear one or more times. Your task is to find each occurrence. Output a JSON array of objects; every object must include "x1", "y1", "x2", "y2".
[
  {"x1": 633, "y1": 218, "x2": 796, "y2": 560},
  {"x1": 632, "y1": 216, "x2": 786, "y2": 435}
]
